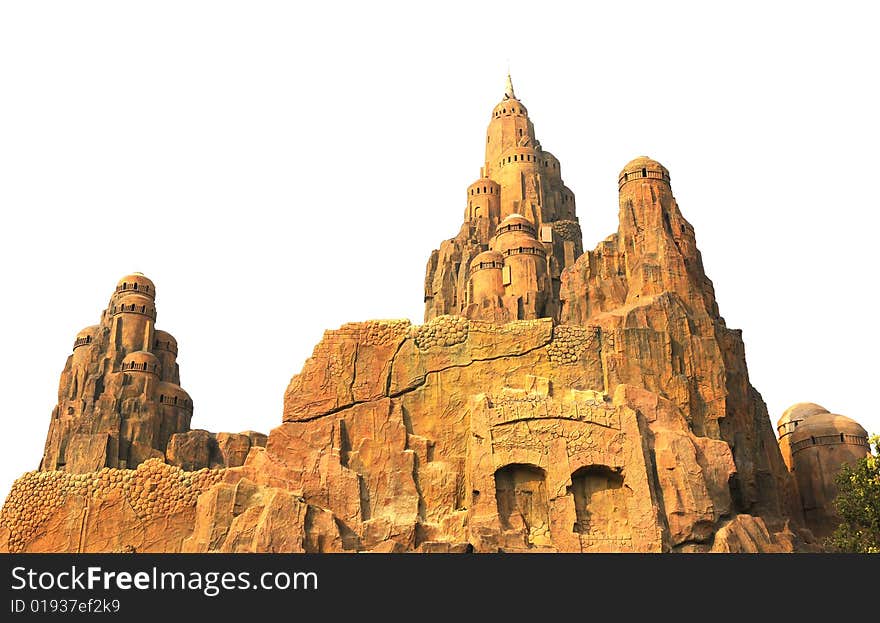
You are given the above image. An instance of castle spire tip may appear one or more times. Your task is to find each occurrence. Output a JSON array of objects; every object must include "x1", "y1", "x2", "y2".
[{"x1": 504, "y1": 73, "x2": 516, "y2": 100}]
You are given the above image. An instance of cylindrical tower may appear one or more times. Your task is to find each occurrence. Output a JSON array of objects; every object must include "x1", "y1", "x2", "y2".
[
  {"x1": 493, "y1": 214, "x2": 548, "y2": 318},
  {"x1": 120, "y1": 350, "x2": 162, "y2": 376},
  {"x1": 465, "y1": 176, "x2": 501, "y2": 227},
  {"x1": 776, "y1": 402, "x2": 830, "y2": 470},
  {"x1": 484, "y1": 76, "x2": 537, "y2": 178},
  {"x1": 541, "y1": 151, "x2": 561, "y2": 182},
  {"x1": 785, "y1": 408, "x2": 870, "y2": 536},
  {"x1": 152, "y1": 329, "x2": 179, "y2": 384},
  {"x1": 157, "y1": 381, "x2": 194, "y2": 449},
  {"x1": 65, "y1": 325, "x2": 99, "y2": 403},
  {"x1": 113, "y1": 273, "x2": 156, "y2": 301},
  {"x1": 468, "y1": 250, "x2": 505, "y2": 304},
  {"x1": 496, "y1": 146, "x2": 542, "y2": 222},
  {"x1": 71, "y1": 325, "x2": 98, "y2": 372},
  {"x1": 618, "y1": 156, "x2": 672, "y2": 192},
  {"x1": 111, "y1": 293, "x2": 156, "y2": 355}
]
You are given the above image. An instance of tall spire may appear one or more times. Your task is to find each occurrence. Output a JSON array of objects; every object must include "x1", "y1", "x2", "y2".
[{"x1": 504, "y1": 73, "x2": 516, "y2": 100}]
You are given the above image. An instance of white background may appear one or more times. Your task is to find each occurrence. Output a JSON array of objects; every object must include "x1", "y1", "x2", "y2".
[{"x1": 1, "y1": 1, "x2": 878, "y2": 501}]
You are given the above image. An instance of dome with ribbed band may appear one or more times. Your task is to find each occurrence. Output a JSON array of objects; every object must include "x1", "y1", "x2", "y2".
[
  {"x1": 115, "y1": 273, "x2": 155, "y2": 299},
  {"x1": 618, "y1": 156, "x2": 671, "y2": 190}
]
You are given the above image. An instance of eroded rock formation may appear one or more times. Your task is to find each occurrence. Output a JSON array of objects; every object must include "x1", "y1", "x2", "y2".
[{"x1": 0, "y1": 78, "x2": 821, "y2": 553}]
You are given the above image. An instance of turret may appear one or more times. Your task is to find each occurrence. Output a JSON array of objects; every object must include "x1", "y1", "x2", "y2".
[
  {"x1": 465, "y1": 176, "x2": 501, "y2": 227},
  {"x1": 114, "y1": 273, "x2": 156, "y2": 300},
  {"x1": 541, "y1": 151, "x2": 561, "y2": 181},
  {"x1": 153, "y1": 329, "x2": 179, "y2": 384},
  {"x1": 776, "y1": 402, "x2": 830, "y2": 469},
  {"x1": 121, "y1": 350, "x2": 161, "y2": 376},
  {"x1": 111, "y1": 293, "x2": 156, "y2": 355},
  {"x1": 71, "y1": 325, "x2": 98, "y2": 369},
  {"x1": 484, "y1": 74, "x2": 537, "y2": 178},
  {"x1": 468, "y1": 250, "x2": 504, "y2": 302},
  {"x1": 618, "y1": 156, "x2": 671, "y2": 192},
  {"x1": 496, "y1": 146, "x2": 542, "y2": 222},
  {"x1": 777, "y1": 403, "x2": 871, "y2": 537},
  {"x1": 492, "y1": 214, "x2": 549, "y2": 319},
  {"x1": 157, "y1": 382, "x2": 194, "y2": 448}
]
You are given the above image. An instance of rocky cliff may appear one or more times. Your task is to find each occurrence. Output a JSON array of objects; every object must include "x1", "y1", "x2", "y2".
[{"x1": 0, "y1": 156, "x2": 815, "y2": 552}]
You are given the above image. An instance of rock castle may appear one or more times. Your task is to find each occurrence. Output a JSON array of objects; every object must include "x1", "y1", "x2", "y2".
[{"x1": 0, "y1": 77, "x2": 870, "y2": 552}]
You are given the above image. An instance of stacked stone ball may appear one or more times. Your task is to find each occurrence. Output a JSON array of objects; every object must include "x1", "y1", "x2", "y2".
[
  {"x1": 124, "y1": 458, "x2": 222, "y2": 521},
  {"x1": 551, "y1": 220, "x2": 582, "y2": 241},
  {"x1": 0, "y1": 459, "x2": 224, "y2": 552},
  {"x1": 411, "y1": 315, "x2": 469, "y2": 350},
  {"x1": 547, "y1": 325, "x2": 598, "y2": 364},
  {"x1": 360, "y1": 319, "x2": 411, "y2": 346},
  {"x1": 0, "y1": 470, "x2": 74, "y2": 553}
]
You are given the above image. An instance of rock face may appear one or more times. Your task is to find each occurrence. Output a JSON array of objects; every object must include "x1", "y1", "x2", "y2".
[
  {"x1": 0, "y1": 78, "x2": 820, "y2": 553},
  {"x1": 558, "y1": 156, "x2": 805, "y2": 528}
]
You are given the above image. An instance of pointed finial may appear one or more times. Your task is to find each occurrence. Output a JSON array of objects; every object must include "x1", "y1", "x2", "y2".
[{"x1": 504, "y1": 72, "x2": 516, "y2": 100}]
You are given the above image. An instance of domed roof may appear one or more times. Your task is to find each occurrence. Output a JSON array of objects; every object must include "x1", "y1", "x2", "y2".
[
  {"x1": 777, "y1": 402, "x2": 830, "y2": 428},
  {"x1": 470, "y1": 250, "x2": 504, "y2": 270},
  {"x1": 75, "y1": 325, "x2": 99, "y2": 339},
  {"x1": 497, "y1": 213, "x2": 534, "y2": 229},
  {"x1": 494, "y1": 230, "x2": 545, "y2": 256},
  {"x1": 73, "y1": 325, "x2": 99, "y2": 350},
  {"x1": 153, "y1": 330, "x2": 177, "y2": 352},
  {"x1": 620, "y1": 156, "x2": 668, "y2": 175},
  {"x1": 113, "y1": 293, "x2": 156, "y2": 317},
  {"x1": 468, "y1": 177, "x2": 500, "y2": 190},
  {"x1": 157, "y1": 382, "x2": 192, "y2": 409},
  {"x1": 158, "y1": 381, "x2": 190, "y2": 398},
  {"x1": 790, "y1": 412, "x2": 869, "y2": 443},
  {"x1": 492, "y1": 99, "x2": 528, "y2": 117},
  {"x1": 121, "y1": 350, "x2": 161, "y2": 375},
  {"x1": 618, "y1": 156, "x2": 671, "y2": 190},
  {"x1": 116, "y1": 273, "x2": 155, "y2": 299}
]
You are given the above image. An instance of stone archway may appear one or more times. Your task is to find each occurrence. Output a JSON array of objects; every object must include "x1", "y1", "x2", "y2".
[
  {"x1": 494, "y1": 463, "x2": 550, "y2": 547},
  {"x1": 569, "y1": 465, "x2": 631, "y2": 540}
]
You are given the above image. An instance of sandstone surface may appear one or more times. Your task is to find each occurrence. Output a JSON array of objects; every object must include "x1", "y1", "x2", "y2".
[{"x1": 0, "y1": 78, "x2": 822, "y2": 553}]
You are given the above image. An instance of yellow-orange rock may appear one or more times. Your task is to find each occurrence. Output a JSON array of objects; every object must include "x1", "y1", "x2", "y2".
[{"x1": 0, "y1": 78, "x2": 824, "y2": 553}]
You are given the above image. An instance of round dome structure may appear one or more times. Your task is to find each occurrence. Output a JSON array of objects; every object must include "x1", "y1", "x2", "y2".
[
  {"x1": 494, "y1": 215, "x2": 544, "y2": 257},
  {"x1": 115, "y1": 273, "x2": 155, "y2": 299},
  {"x1": 618, "y1": 156, "x2": 671, "y2": 191},
  {"x1": 73, "y1": 325, "x2": 99, "y2": 350},
  {"x1": 777, "y1": 402, "x2": 829, "y2": 433},
  {"x1": 112, "y1": 293, "x2": 157, "y2": 319},
  {"x1": 121, "y1": 351, "x2": 161, "y2": 376},
  {"x1": 468, "y1": 177, "x2": 500, "y2": 196},
  {"x1": 495, "y1": 232, "x2": 546, "y2": 257},
  {"x1": 491, "y1": 99, "x2": 528, "y2": 119},
  {"x1": 495, "y1": 214, "x2": 536, "y2": 237},
  {"x1": 153, "y1": 330, "x2": 178, "y2": 355},
  {"x1": 469, "y1": 250, "x2": 504, "y2": 274},
  {"x1": 789, "y1": 413, "x2": 869, "y2": 445},
  {"x1": 157, "y1": 382, "x2": 193, "y2": 412}
]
